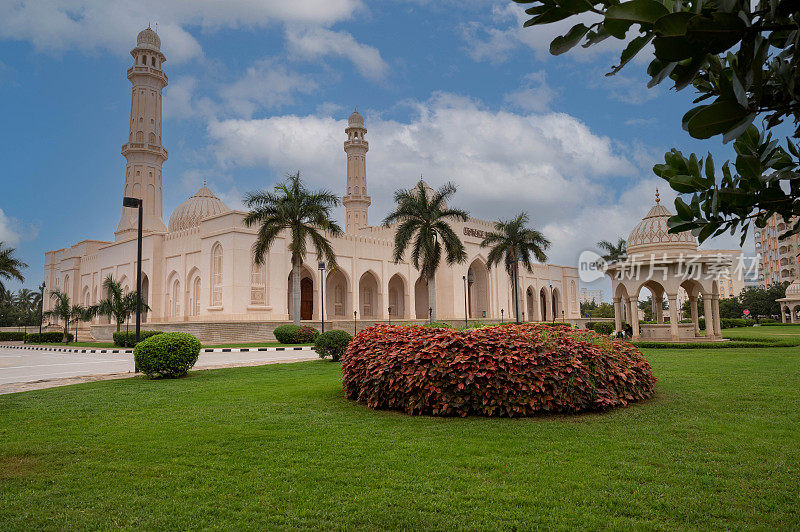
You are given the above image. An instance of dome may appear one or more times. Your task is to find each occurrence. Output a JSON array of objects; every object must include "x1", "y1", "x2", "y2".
[
  {"x1": 168, "y1": 185, "x2": 230, "y2": 232},
  {"x1": 348, "y1": 109, "x2": 364, "y2": 126},
  {"x1": 137, "y1": 27, "x2": 161, "y2": 51},
  {"x1": 786, "y1": 279, "x2": 800, "y2": 297},
  {"x1": 626, "y1": 193, "x2": 698, "y2": 255}
]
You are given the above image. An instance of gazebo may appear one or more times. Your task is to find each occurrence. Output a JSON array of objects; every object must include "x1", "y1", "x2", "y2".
[
  {"x1": 605, "y1": 192, "x2": 727, "y2": 342},
  {"x1": 776, "y1": 279, "x2": 800, "y2": 322}
]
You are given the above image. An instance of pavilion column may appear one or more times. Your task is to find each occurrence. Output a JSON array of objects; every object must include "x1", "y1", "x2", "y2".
[
  {"x1": 782, "y1": 305, "x2": 787, "y2": 323},
  {"x1": 703, "y1": 297, "x2": 714, "y2": 338},
  {"x1": 668, "y1": 293, "x2": 679, "y2": 341},
  {"x1": 712, "y1": 296, "x2": 722, "y2": 337},
  {"x1": 628, "y1": 297, "x2": 640, "y2": 339},
  {"x1": 690, "y1": 296, "x2": 700, "y2": 337},
  {"x1": 655, "y1": 292, "x2": 664, "y2": 324},
  {"x1": 792, "y1": 305, "x2": 797, "y2": 324},
  {"x1": 613, "y1": 297, "x2": 622, "y2": 332}
]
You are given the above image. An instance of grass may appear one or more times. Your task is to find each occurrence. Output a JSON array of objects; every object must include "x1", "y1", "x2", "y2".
[
  {"x1": 1, "y1": 348, "x2": 798, "y2": 529},
  {"x1": 723, "y1": 324, "x2": 800, "y2": 339}
]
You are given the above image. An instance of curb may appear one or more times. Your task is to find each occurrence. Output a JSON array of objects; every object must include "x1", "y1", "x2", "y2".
[{"x1": 0, "y1": 343, "x2": 313, "y2": 355}]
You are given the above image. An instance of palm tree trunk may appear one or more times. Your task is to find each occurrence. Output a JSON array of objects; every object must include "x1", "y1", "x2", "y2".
[
  {"x1": 292, "y1": 259, "x2": 301, "y2": 326},
  {"x1": 63, "y1": 319, "x2": 69, "y2": 344},
  {"x1": 428, "y1": 274, "x2": 437, "y2": 322}
]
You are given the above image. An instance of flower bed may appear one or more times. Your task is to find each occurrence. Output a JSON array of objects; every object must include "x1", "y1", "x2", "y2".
[{"x1": 342, "y1": 323, "x2": 656, "y2": 417}]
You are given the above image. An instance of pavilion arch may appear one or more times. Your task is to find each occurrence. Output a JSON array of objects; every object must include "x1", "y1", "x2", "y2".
[
  {"x1": 358, "y1": 270, "x2": 382, "y2": 319},
  {"x1": 187, "y1": 267, "x2": 201, "y2": 317},
  {"x1": 636, "y1": 279, "x2": 667, "y2": 323},
  {"x1": 415, "y1": 276, "x2": 429, "y2": 320},
  {"x1": 387, "y1": 273, "x2": 408, "y2": 319},
  {"x1": 326, "y1": 268, "x2": 351, "y2": 319},
  {"x1": 551, "y1": 287, "x2": 562, "y2": 321},
  {"x1": 288, "y1": 265, "x2": 316, "y2": 321},
  {"x1": 467, "y1": 258, "x2": 490, "y2": 319},
  {"x1": 539, "y1": 287, "x2": 549, "y2": 322}
]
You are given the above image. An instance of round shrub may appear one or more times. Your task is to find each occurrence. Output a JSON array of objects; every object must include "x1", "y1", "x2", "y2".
[
  {"x1": 314, "y1": 330, "x2": 353, "y2": 361},
  {"x1": 585, "y1": 321, "x2": 614, "y2": 335},
  {"x1": 273, "y1": 324, "x2": 319, "y2": 344},
  {"x1": 342, "y1": 323, "x2": 656, "y2": 417},
  {"x1": 133, "y1": 332, "x2": 201, "y2": 378}
]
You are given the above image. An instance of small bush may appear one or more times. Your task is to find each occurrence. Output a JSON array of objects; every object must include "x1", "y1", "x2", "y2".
[
  {"x1": 585, "y1": 321, "x2": 614, "y2": 335},
  {"x1": 760, "y1": 318, "x2": 779, "y2": 324},
  {"x1": 24, "y1": 332, "x2": 73, "y2": 343},
  {"x1": 343, "y1": 324, "x2": 656, "y2": 417},
  {"x1": 112, "y1": 330, "x2": 163, "y2": 347},
  {"x1": 421, "y1": 321, "x2": 453, "y2": 329},
  {"x1": 314, "y1": 330, "x2": 353, "y2": 361},
  {"x1": 133, "y1": 332, "x2": 201, "y2": 378},
  {"x1": 0, "y1": 331, "x2": 26, "y2": 341},
  {"x1": 273, "y1": 324, "x2": 319, "y2": 344}
]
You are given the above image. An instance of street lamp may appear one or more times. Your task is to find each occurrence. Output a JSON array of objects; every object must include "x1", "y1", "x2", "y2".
[
  {"x1": 353, "y1": 310, "x2": 358, "y2": 336},
  {"x1": 462, "y1": 275, "x2": 468, "y2": 327},
  {"x1": 388, "y1": 306, "x2": 392, "y2": 324},
  {"x1": 318, "y1": 261, "x2": 326, "y2": 333},
  {"x1": 38, "y1": 281, "x2": 45, "y2": 339},
  {"x1": 123, "y1": 196, "x2": 143, "y2": 371}
]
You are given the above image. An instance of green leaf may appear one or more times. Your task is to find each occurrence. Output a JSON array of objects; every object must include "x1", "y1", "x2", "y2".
[
  {"x1": 607, "y1": 34, "x2": 653, "y2": 75},
  {"x1": 647, "y1": 58, "x2": 676, "y2": 88},
  {"x1": 603, "y1": 18, "x2": 633, "y2": 39},
  {"x1": 686, "y1": 100, "x2": 749, "y2": 139},
  {"x1": 722, "y1": 112, "x2": 757, "y2": 144},
  {"x1": 686, "y1": 13, "x2": 747, "y2": 55},
  {"x1": 653, "y1": 34, "x2": 695, "y2": 62},
  {"x1": 555, "y1": 0, "x2": 595, "y2": 14},
  {"x1": 605, "y1": 0, "x2": 670, "y2": 25},
  {"x1": 524, "y1": 6, "x2": 573, "y2": 26},
  {"x1": 653, "y1": 11, "x2": 694, "y2": 36},
  {"x1": 735, "y1": 154, "x2": 762, "y2": 179},
  {"x1": 704, "y1": 153, "x2": 715, "y2": 182},
  {"x1": 550, "y1": 23, "x2": 590, "y2": 55}
]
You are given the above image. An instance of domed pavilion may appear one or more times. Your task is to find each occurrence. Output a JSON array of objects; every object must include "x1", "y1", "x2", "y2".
[
  {"x1": 776, "y1": 279, "x2": 800, "y2": 322},
  {"x1": 605, "y1": 191, "x2": 728, "y2": 342}
]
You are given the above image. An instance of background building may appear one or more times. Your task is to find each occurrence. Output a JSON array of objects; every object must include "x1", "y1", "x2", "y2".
[
  {"x1": 755, "y1": 214, "x2": 798, "y2": 287},
  {"x1": 579, "y1": 288, "x2": 605, "y2": 304}
]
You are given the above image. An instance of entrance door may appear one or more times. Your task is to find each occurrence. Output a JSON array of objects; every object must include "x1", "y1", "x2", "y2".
[{"x1": 301, "y1": 277, "x2": 313, "y2": 320}]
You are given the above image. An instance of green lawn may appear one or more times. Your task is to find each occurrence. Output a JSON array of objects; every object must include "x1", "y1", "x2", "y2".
[
  {"x1": 1, "y1": 349, "x2": 798, "y2": 530},
  {"x1": 724, "y1": 324, "x2": 800, "y2": 339}
]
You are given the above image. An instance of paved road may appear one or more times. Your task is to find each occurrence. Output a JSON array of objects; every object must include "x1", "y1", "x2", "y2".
[{"x1": 0, "y1": 345, "x2": 318, "y2": 389}]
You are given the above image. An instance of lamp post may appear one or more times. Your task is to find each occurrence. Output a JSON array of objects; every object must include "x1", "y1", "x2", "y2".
[
  {"x1": 318, "y1": 261, "x2": 326, "y2": 333},
  {"x1": 428, "y1": 307, "x2": 432, "y2": 324},
  {"x1": 462, "y1": 275, "x2": 468, "y2": 327},
  {"x1": 388, "y1": 306, "x2": 392, "y2": 324},
  {"x1": 501, "y1": 309, "x2": 504, "y2": 323},
  {"x1": 123, "y1": 196, "x2": 143, "y2": 372},
  {"x1": 353, "y1": 310, "x2": 357, "y2": 336},
  {"x1": 39, "y1": 281, "x2": 45, "y2": 339}
]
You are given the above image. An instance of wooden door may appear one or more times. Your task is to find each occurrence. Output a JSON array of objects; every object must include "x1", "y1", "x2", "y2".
[{"x1": 301, "y1": 278, "x2": 313, "y2": 320}]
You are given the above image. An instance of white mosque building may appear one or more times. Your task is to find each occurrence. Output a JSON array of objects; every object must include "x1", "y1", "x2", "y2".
[{"x1": 42, "y1": 28, "x2": 581, "y2": 342}]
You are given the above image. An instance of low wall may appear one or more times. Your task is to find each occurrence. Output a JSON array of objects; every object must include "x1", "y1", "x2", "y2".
[
  {"x1": 91, "y1": 318, "x2": 583, "y2": 343},
  {"x1": 639, "y1": 323, "x2": 697, "y2": 341}
]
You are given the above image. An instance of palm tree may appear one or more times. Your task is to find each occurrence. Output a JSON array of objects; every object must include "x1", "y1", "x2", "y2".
[
  {"x1": 70, "y1": 304, "x2": 97, "y2": 343},
  {"x1": 480, "y1": 212, "x2": 551, "y2": 323},
  {"x1": 0, "y1": 242, "x2": 27, "y2": 297},
  {"x1": 44, "y1": 289, "x2": 72, "y2": 343},
  {"x1": 98, "y1": 275, "x2": 128, "y2": 332},
  {"x1": 121, "y1": 291, "x2": 150, "y2": 338},
  {"x1": 597, "y1": 238, "x2": 627, "y2": 263},
  {"x1": 244, "y1": 172, "x2": 343, "y2": 325},
  {"x1": 382, "y1": 181, "x2": 469, "y2": 322},
  {"x1": 14, "y1": 289, "x2": 36, "y2": 329}
]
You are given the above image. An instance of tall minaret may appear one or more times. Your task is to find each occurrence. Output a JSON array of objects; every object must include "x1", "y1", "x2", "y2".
[
  {"x1": 115, "y1": 26, "x2": 169, "y2": 240},
  {"x1": 343, "y1": 109, "x2": 371, "y2": 233}
]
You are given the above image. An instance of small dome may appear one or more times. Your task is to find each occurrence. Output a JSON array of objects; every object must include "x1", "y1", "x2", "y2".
[
  {"x1": 786, "y1": 279, "x2": 800, "y2": 297},
  {"x1": 348, "y1": 109, "x2": 364, "y2": 126},
  {"x1": 627, "y1": 196, "x2": 698, "y2": 255},
  {"x1": 137, "y1": 27, "x2": 161, "y2": 51},
  {"x1": 168, "y1": 185, "x2": 230, "y2": 232}
]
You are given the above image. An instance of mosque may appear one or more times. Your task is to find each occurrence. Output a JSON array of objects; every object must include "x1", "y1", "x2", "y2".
[{"x1": 42, "y1": 28, "x2": 581, "y2": 341}]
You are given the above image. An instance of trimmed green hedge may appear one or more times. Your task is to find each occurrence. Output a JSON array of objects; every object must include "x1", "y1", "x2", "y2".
[
  {"x1": 0, "y1": 331, "x2": 26, "y2": 341},
  {"x1": 112, "y1": 330, "x2": 163, "y2": 347},
  {"x1": 25, "y1": 332, "x2": 73, "y2": 343},
  {"x1": 585, "y1": 321, "x2": 614, "y2": 335},
  {"x1": 634, "y1": 337, "x2": 800, "y2": 349},
  {"x1": 133, "y1": 332, "x2": 201, "y2": 378},
  {"x1": 314, "y1": 330, "x2": 353, "y2": 361},
  {"x1": 273, "y1": 324, "x2": 319, "y2": 344}
]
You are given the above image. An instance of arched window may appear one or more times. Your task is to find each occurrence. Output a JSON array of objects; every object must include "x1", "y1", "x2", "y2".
[
  {"x1": 171, "y1": 279, "x2": 181, "y2": 317},
  {"x1": 250, "y1": 260, "x2": 266, "y2": 305},
  {"x1": 192, "y1": 277, "x2": 201, "y2": 316},
  {"x1": 151, "y1": 56, "x2": 156, "y2": 66},
  {"x1": 211, "y1": 243, "x2": 223, "y2": 306},
  {"x1": 149, "y1": 132, "x2": 155, "y2": 144},
  {"x1": 136, "y1": 131, "x2": 143, "y2": 142}
]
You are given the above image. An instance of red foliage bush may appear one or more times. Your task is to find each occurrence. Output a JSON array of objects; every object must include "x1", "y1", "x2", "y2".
[{"x1": 341, "y1": 323, "x2": 656, "y2": 417}]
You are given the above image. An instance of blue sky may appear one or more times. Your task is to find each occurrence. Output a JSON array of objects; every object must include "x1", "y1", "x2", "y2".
[{"x1": 0, "y1": 0, "x2": 752, "y2": 297}]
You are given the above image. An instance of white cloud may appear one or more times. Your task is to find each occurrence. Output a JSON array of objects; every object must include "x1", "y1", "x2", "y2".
[
  {"x1": 207, "y1": 92, "x2": 646, "y2": 265},
  {"x1": 0, "y1": 208, "x2": 38, "y2": 246},
  {"x1": 504, "y1": 71, "x2": 556, "y2": 113},
  {"x1": 285, "y1": 26, "x2": 389, "y2": 80},
  {"x1": 0, "y1": 0, "x2": 363, "y2": 63},
  {"x1": 220, "y1": 59, "x2": 318, "y2": 117}
]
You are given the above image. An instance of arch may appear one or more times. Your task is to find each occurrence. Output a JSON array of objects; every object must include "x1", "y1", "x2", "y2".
[
  {"x1": 415, "y1": 276, "x2": 429, "y2": 319},
  {"x1": 166, "y1": 271, "x2": 181, "y2": 318},
  {"x1": 250, "y1": 260, "x2": 266, "y2": 306},
  {"x1": 526, "y1": 286, "x2": 536, "y2": 322},
  {"x1": 64, "y1": 275, "x2": 70, "y2": 299},
  {"x1": 81, "y1": 286, "x2": 90, "y2": 307},
  {"x1": 148, "y1": 132, "x2": 156, "y2": 144},
  {"x1": 136, "y1": 130, "x2": 143, "y2": 142},
  {"x1": 539, "y1": 287, "x2": 549, "y2": 322},
  {"x1": 466, "y1": 259, "x2": 490, "y2": 319},
  {"x1": 388, "y1": 273, "x2": 407, "y2": 319},
  {"x1": 211, "y1": 242, "x2": 223, "y2": 306},
  {"x1": 551, "y1": 287, "x2": 562, "y2": 321},
  {"x1": 636, "y1": 279, "x2": 666, "y2": 323},
  {"x1": 326, "y1": 269, "x2": 351, "y2": 319},
  {"x1": 358, "y1": 270, "x2": 382, "y2": 319},
  {"x1": 187, "y1": 268, "x2": 201, "y2": 317},
  {"x1": 287, "y1": 266, "x2": 315, "y2": 320},
  {"x1": 140, "y1": 273, "x2": 149, "y2": 323}
]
